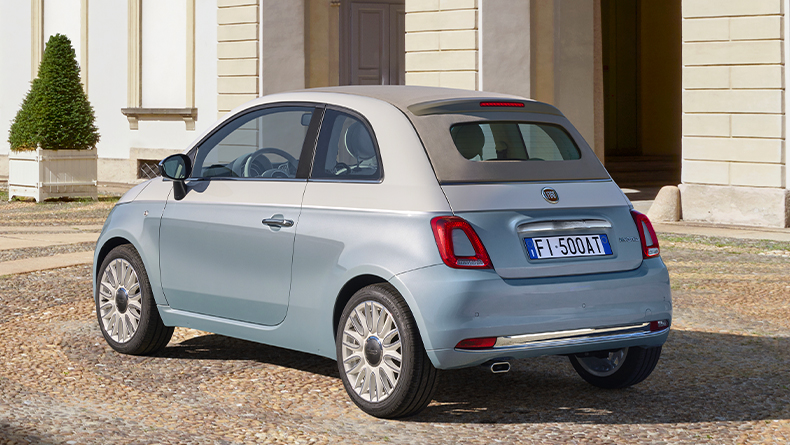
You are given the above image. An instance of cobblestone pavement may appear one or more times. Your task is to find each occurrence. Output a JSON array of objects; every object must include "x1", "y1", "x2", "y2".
[{"x1": 1, "y1": 200, "x2": 789, "y2": 444}]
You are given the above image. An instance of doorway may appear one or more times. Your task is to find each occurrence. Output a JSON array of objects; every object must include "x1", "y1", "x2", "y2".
[
  {"x1": 601, "y1": 0, "x2": 682, "y2": 188},
  {"x1": 340, "y1": 0, "x2": 405, "y2": 85}
]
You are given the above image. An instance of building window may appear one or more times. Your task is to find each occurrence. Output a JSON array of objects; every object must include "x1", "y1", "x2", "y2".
[
  {"x1": 137, "y1": 159, "x2": 161, "y2": 179},
  {"x1": 121, "y1": 0, "x2": 197, "y2": 130}
]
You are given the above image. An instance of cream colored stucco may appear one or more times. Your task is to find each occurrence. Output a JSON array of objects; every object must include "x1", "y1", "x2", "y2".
[
  {"x1": 31, "y1": 0, "x2": 43, "y2": 78},
  {"x1": 217, "y1": 0, "x2": 259, "y2": 114},
  {"x1": 4, "y1": 0, "x2": 789, "y2": 226},
  {"x1": 127, "y1": 0, "x2": 141, "y2": 108},
  {"x1": 480, "y1": 0, "x2": 529, "y2": 98},
  {"x1": 306, "y1": 0, "x2": 339, "y2": 88},
  {"x1": 80, "y1": 0, "x2": 88, "y2": 91},
  {"x1": 404, "y1": 0, "x2": 478, "y2": 90},
  {"x1": 405, "y1": 0, "x2": 601, "y2": 158},
  {"x1": 260, "y1": 0, "x2": 306, "y2": 96},
  {"x1": 0, "y1": 155, "x2": 8, "y2": 179},
  {"x1": 681, "y1": 0, "x2": 787, "y2": 226}
]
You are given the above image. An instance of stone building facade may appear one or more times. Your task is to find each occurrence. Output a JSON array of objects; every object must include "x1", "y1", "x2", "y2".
[
  {"x1": 0, "y1": 0, "x2": 787, "y2": 227},
  {"x1": 680, "y1": 0, "x2": 788, "y2": 226}
]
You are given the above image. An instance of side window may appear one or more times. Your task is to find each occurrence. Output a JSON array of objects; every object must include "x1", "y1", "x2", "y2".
[
  {"x1": 311, "y1": 109, "x2": 381, "y2": 180},
  {"x1": 192, "y1": 106, "x2": 314, "y2": 179}
]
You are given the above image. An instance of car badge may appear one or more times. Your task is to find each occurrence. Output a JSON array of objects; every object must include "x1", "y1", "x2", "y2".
[{"x1": 541, "y1": 187, "x2": 559, "y2": 204}]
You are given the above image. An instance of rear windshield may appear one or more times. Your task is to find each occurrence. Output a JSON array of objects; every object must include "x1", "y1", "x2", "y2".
[
  {"x1": 404, "y1": 110, "x2": 610, "y2": 184},
  {"x1": 450, "y1": 122, "x2": 580, "y2": 162}
]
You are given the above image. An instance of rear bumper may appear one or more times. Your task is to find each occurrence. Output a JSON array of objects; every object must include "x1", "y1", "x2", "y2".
[{"x1": 392, "y1": 257, "x2": 671, "y2": 369}]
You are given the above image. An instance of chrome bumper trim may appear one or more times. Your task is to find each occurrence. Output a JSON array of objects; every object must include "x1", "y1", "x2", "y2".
[
  {"x1": 490, "y1": 323, "x2": 668, "y2": 351},
  {"x1": 517, "y1": 219, "x2": 612, "y2": 234}
]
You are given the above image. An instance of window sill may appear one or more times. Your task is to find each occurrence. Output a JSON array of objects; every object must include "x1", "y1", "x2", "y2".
[{"x1": 121, "y1": 108, "x2": 198, "y2": 131}]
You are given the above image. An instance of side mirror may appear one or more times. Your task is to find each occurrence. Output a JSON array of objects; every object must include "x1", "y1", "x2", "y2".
[
  {"x1": 159, "y1": 154, "x2": 192, "y2": 180},
  {"x1": 158, "y1": 154, "x2": 192, "y2": 200}
]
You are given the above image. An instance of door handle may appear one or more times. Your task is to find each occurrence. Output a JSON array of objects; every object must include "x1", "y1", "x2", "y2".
[{"x1": 262, "y1": 218, "x2": 294, "y2": 228}]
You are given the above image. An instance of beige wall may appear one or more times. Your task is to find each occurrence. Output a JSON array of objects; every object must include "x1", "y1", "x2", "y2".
[
  {"x1": 405, "y1": 0, "x2": 601, "y2": 157},
  {"x1": 404, "y1": 0, "x2": 479, "y2": 89},
  {"x1": 531, "y1": 0, "x2": 600, "y2": 158},
  {"x1": 682, "y1": 0, "x2": 784, "y2": 188},
  {"x1": 681, "y1": 0, "x2": 788, "y2": 227},
  {"x1": 306, "y1": 0, "x2": 340, "y2": 88},
  {"x1": 217, "y1": 0, "x2": 307, "y2": 116},
  {"x1": 217, "y1": 0, "x2": 259, "y2": 116},
  {"x1": 261, "y1": 0, "x2": 306, "y2": 96},
  {"x1": 480, "y1": 0, "x2": 530, "y2": 98},
  {"x1": 0, "y1": 155, "x2": 8, "y2": 180},
  {"x1": 553, "y1": 2, "x2": 597, "y2": 158}
]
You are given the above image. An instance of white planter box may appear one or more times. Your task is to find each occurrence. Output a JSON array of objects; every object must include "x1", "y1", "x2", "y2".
[{"x1": 8, "y1": 148, "x2": 97, "y2": 202}]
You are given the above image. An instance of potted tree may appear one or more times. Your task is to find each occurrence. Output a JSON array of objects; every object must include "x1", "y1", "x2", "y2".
[{"x1": 8, "y1": 33, "x2": 99, "y2": 201}]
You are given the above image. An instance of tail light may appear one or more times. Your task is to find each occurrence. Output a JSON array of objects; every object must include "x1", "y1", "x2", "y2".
[
  {"x1": 431, "y1": 216, "x2": 493, "y2": 269},
  {"x1": 631, "y1": 210, "x2": 660, "y2": 258},
  {"x1": 479, "y1": 101, "x2": 525, "y2": 108},
  {"x1": 456, "y1": 337, "x2": 497, "y2": 349},
  {"x1": 650, "y1": 320, "x2": 670, "y2": 331}
]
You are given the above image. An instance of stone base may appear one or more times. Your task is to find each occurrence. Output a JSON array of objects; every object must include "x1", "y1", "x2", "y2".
[
  {"x1": 679, "y1": 184, "x2": 790, "y2": 228},
  {"x1": 647, "y1": 185, "x2": 681, "y2": 222}
]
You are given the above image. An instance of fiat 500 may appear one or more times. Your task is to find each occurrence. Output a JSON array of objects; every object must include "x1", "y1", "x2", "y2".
[{"x1": 94, "y1": 86, "x2": 671, "y2": 418}]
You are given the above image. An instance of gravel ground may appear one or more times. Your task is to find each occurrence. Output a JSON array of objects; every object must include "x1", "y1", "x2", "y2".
[
  {"x1": 0, "y1": 190, "x2": 109, "y2": 263},
  {"x1": 1, "y1": 199, "x2": 789, "y2": 444},
  {"x1": 0, "y1": 196, "x2": 116, "y2": 227},
  {"x1": 0, "y1": 242, "x2": 96, "y2": 263}
]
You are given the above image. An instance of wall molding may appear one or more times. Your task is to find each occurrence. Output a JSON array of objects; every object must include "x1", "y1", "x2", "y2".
[
  {"x1": 127, "y1": 0, "x2": 142, "y2": 107},
  {"x1": 31, "y1": 0, "x2": 44, "y2": 79},
  {"x1": 120, "y1": 107, "x2": 198, "y2": 130},
  {"x1": 81, "y1": 0, "x2": 89, "y2": 91},
  {"x1": 186, "y1": 0, "x2": 196, "y2": 108},
  {"x1": 125, "y1": 0, "x2": 197, "y2": 129}
]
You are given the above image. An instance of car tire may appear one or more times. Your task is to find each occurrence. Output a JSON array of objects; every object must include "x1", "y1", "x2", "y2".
[
  {"x1": 96, "y1": 244, "x2": 174, "y2": 355},
  {"x1": 569, "y1": 346, "x2": 662, "y2": 389},
  {"x1": 336, "y1": 283, "x2": 437, "y2": 418}
]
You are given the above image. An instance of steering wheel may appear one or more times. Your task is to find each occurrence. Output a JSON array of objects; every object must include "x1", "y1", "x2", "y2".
[
  {"x1": 243, "y1": 148, "x2": 299, "y2": 178},
  {"x1": 332, "y1": 162, "x2": 351, "y2": 176}
]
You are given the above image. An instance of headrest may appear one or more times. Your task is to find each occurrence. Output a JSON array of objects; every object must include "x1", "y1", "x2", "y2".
[
  {"x1": 345, "y1": 122, "x2": 376, "y2": 161},
  {"x1": 452, "y1": 125, "x2": 485, "y2": 160}
]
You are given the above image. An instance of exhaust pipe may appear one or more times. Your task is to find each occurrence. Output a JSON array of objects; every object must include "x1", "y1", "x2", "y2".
[{"x1": 490, "y1": 361, "x2": 510, "y2": 373}]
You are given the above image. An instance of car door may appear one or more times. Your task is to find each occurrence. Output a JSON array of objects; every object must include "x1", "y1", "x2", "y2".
[{"x1": 159, "y1": 104, "x2": 322, "y2": 326}]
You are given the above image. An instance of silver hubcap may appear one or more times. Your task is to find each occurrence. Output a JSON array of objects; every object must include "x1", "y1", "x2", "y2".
[
  {"x1": 99, "y1": 258, "x2": 142, "y2": 344},
  {"x1": 341, "y1": 301, "x2": 402, "y2": 403},
  {"x1": 577, "y1": 348, "x2": 629, "y2": 377}
]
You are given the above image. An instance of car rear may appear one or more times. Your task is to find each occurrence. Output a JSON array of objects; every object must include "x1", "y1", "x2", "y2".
[{"x1": 391, "y1": 97, "x2": 671, "y2": 369}]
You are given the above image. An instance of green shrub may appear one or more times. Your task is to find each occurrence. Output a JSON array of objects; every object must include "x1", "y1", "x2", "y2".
[{"x1": 8, "y1": 33, "x2": 99, "y2": 151}]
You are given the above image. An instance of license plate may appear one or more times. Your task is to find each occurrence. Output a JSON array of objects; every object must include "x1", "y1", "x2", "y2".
[{"x1": 525, "y1": 234, "x2": 613, "y2": 259}]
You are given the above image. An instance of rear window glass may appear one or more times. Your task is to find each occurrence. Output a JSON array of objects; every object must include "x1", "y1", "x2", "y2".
[
  {"x1": 311, "y1": 109, "x2": 381, "y2": 180},
  {"x1": 450, "y1": 122, "x2": 580, "y2": 162}
]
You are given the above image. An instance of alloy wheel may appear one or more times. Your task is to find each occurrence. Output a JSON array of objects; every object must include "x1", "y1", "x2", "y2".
[
  {"x1": 98, "y1": 258, "x2": 143, "y2": 343},
  {"x1": 340, "y1": 301, "x2": 403, "y2": 403}
]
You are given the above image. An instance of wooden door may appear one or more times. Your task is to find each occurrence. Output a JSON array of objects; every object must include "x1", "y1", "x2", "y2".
[{"x1": 342, "y1": 0, "x2": 405, "y2": 85}]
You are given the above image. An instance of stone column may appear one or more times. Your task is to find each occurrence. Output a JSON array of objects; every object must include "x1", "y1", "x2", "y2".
[
  {"x1": 681, "y1": 0, "x2": 788, "y2": 227},
  {"x1": 260, "y1": 0, "x2": 306, "y2": 96}
]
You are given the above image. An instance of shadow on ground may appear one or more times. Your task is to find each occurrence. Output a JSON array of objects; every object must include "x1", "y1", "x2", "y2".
[{"x1": 156, "y1": 329, "x2": 790, "y2": 425}]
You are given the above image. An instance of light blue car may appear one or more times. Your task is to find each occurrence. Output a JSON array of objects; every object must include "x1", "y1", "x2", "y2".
[{"x1": 93, "y1": 86, "x2": 671, "y2": 418}]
